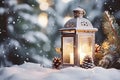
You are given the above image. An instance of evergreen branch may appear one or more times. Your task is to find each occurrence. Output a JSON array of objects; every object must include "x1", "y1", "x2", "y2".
[{"x1": 104, "y1": 11, "x2": 120, "y2": 52}]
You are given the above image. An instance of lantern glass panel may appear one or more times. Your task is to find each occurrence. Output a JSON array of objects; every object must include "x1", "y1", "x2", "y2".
[
  {"x1": 63, "y1": 37, "x2": 74, "y2": 64},
  {"x1": 78, "y1": 33, "x2": 93, "y2": 64}
]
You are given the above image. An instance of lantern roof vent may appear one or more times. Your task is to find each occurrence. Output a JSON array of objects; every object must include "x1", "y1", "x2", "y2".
[{"x1": 63, "y1": 17, "x2": 98, "y2": 32}]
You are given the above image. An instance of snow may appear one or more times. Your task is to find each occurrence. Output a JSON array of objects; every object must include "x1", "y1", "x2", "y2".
[
  {"x1": 14, "y1": 4, "x2": 33, "y2": 11},
  {"x1": 7, "y1": 0, "x2": 17, "y2": 6},
  {"x1": 9, "y1": 39, "x2": 20, "y2": 48},
  {"x1": 0, "y1": 62, "x2": 120, "y2": 80},
  {"x1": 43, "y1": 43, "x2": 51, "y2": 52},
  {"x1": 31, "y1": 55, "x2": 52, "y2": 67},
  {"x1": 19, "y1": 12, "x2": 46, "y2": 28},
  {"x1": 22, "y1": 31, "x2": 50, "y2": 43},
  {"x1": 0, "y1": 8, "x2": 5, "y2": 15}
]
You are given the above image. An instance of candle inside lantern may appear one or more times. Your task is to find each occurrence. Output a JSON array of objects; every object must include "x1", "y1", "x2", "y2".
[
  {"x1": 63, "y1": 37, "x2": 74, "y2": 64},
  {"x1": 79, "y1": 52, "x2": 86, "y2": 64},
  {"x1": 78, "y1": 35, "x2": 93, "y2": 64},
  {"x1": 70, "y1": 53, "x2": 74, "y2": 64}
]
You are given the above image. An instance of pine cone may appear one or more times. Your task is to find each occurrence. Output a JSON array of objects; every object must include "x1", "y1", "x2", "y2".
[
  {"x1": 82, "y1": 56, "x2": 94, "y2": 69},
  {"x1": 52, "y1": 57, "x2": 61, "y2": 69}
]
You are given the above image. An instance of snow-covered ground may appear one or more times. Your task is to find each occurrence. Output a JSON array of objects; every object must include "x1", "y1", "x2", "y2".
[{"x1": 0, "y1": 62, "x2": 120, "y2": 80}]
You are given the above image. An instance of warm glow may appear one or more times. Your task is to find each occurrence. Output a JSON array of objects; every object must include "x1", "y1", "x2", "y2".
[
  {"x1": 63, "y1": 37, "x2": 74, "y2": 64},
  {"x1": 79, "y1": 52, "x2": 86, "y2": 64},
  {"x1": 55, "y1": 48, "x2": 61, "y2": 54},
  {"x1": 39, "y1": 2, "x2": 49, "y2": 10},
  {"x1": 64, "y1": 16, "x2": 72, "y2": 24},
  {"x1": 70, "y1": 53, "x2": 74, "y2": 64},
  {"x1": 79, "y1": 44, "x2": 91, "y2": 64},
  {"x1": 38, "y1": 0, "x2": 47, "y2": 3},
  {"x1": 78, "y1": 36, "x2": 92, "y2": 64},
  {"x1": 38, "y1": 13, "x2": 48, "y2": 28},
  {"x1": 38, "y1": 0, "x2": 49, "y2": 10},
  {"x1": 102, "y1": 41, "x2": 109, "y2": 49},
  {"x1": 95, "y1": 44, "x2": 99, "y2": 48},
  {"x1": 62, "y1": 0, "x2": 72, "y2": 3}
]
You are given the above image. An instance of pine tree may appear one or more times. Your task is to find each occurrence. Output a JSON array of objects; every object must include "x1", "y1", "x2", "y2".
[{"x1": 0, "y1": 0, "x2": 55, "y2": 66}]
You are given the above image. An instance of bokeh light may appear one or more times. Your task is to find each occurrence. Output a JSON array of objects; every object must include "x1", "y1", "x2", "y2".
[
  {"x1": 39, "y1": 2, "x2": 49, "y2": 10},
  {"x1": 38, "y1": 0, "x2": 49, "y2": 10},
  {"x1": 38, "y1": 13, "x2": 48, "y2": 28},
  {"x1": 62, "y1": 0, "x2": 72, "y2": 3}
]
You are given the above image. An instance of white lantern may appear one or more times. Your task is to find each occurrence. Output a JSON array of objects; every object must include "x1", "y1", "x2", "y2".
[{"x1": 59, "y1": 7, "x2": 98, "y2": 66}]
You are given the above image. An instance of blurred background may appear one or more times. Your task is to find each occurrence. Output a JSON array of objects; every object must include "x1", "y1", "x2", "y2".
[{"x1": 0, "y1": 0, "x2": 120, "y2": 67}]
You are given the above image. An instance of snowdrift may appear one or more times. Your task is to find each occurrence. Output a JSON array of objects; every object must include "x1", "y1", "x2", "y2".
[{"x1": 0, "y1": 62, "x2": 120, "y2": 80}]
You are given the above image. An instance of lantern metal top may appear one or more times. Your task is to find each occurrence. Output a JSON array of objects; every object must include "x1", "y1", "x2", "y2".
[
  {"x1": 73, "y1": 7, "x2": 86, "y2": 15},
  {"x1": 63, "y1": 18, "x2": 98, "y2": 32},
  {"x1": 62, "y1": 7, "x2": 98, "y2": 32}
]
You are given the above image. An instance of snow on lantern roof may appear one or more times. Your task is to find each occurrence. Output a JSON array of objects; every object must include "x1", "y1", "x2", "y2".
[
  {"x1": 63, "y1": 7, "x2": 98, "y2": 32},
  {"x1": 64, "y1": 17, "x2": 98, "y2": 32}
]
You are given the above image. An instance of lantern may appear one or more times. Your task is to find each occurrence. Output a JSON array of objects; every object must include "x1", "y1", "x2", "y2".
[{"x1": 59, "y1": 7, "x2": 98, "y2": 66}]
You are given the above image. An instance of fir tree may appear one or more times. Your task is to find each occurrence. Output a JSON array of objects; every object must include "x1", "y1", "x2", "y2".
[{"x1": 0, "y1": 0, "x2": 54, "y2": 66}]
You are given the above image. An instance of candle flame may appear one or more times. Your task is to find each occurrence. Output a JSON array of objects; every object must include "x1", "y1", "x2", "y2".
[
  {"x1": 70, "y1": 53, "x2": 74, "y2": 64},
  {"x1": 79, "y1": 52, "x2": 86, "y2": 64},
  {"x1": 78, "y1": 43, "x2": 92, "y2": 64}
]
